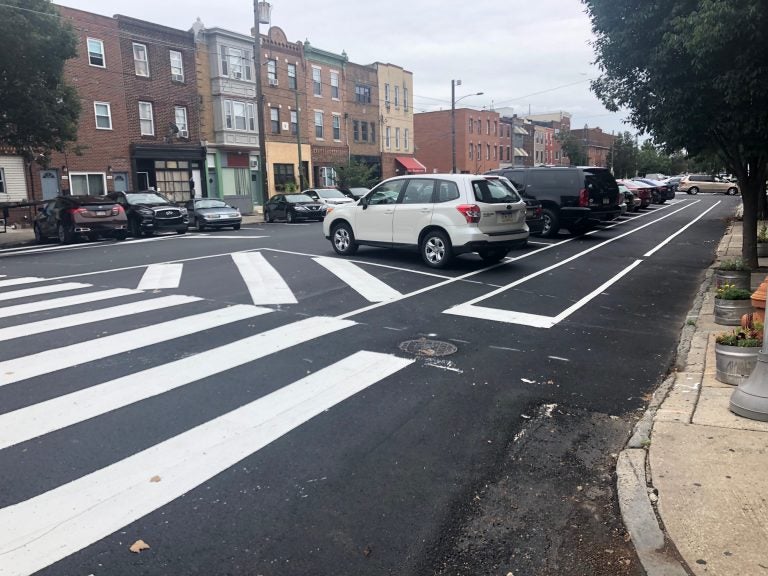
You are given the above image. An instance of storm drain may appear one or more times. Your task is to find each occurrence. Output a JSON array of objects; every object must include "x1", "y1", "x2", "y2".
[{"x1": 399, "y1": 338, "x2": 457, "y2": 357}]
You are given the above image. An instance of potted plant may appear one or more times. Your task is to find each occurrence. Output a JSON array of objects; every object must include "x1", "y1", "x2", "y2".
[
  {"x1": 758, "y1": 224, "x2": 768, "y2": 258},
  {"x1": 714, "y1": 258, "x2": 751, "y2": 291},
  {"x1": 715, "y1": 321, "x2": 763, "y2": 385},
  {"x1": 714, "y1": 283, "x2": 754, "y2": 325}
]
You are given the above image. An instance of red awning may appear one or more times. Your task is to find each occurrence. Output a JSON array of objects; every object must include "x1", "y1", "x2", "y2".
[{"x1": 396, "y1": 156, "x2": 427, "y2": 174}]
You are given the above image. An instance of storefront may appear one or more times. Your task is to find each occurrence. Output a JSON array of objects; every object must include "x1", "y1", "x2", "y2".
[{"x1": 131, "y1": 144, "x2": 207, "y2": 203}]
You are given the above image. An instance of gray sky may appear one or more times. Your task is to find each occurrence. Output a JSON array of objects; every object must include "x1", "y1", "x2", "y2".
[{"x1": 56, "y1": 0, "x2": 632, "y2": 135}]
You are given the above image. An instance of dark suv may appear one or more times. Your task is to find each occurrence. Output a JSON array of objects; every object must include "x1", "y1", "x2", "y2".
[
  {"x1": 34, "y1": 195, "x2": 128, "y2": 244},
  {"x1": 486, "y1": 167, "x2": 621, "y2": 237},
  {"x1": 107, "y1": 191, "x2": 188, "y2": 237}
]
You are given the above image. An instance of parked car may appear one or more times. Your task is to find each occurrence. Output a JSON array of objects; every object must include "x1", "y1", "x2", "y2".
[
  {"x1": 661, "y1": 176, "x2": 682, "y2": 192},
  {"x1": 484, "y1": 174, "x2": 544, "y2": 236},
  {"x1": 678, "y1": 174, "x2": 740, "y2": 195},
  {"x1": 265, "y1": 193, "x2": 327, "y2": 223},
  {"x1": 485, "y1": 166, "x2": 621, "y2": 237},
  {"x1": 323, "y1": 174, "x2": 528, "y2": 268},
  {"x1": 632, "y1": 178, "x2": 675, "y2": 203},
  {"x1": 619, "y1": 184, "x2": 641, "y2": 212},
  {"x1": 618, "y1": 179, "x2": 653, "y2": 208},
  {"x1": 338, "y1": 186, "x2": 371, "y2": 200},
  {"x1": 34, "y1": 195, "x2": 128, "y2": 244},
  {"x1": 107, "y1": 191, "x2": 188, "y2": 237},
  {"x1": 302, "y1": 188, "x2": 356, "y2": 206},
  {"x1": 184, "y1": 198, "x2": 242, "y2": 231}
]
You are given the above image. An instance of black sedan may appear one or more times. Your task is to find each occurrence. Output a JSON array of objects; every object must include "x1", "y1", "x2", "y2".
[
  {"x1": 107, "y1": 191, "x2": 188, "y2": 237},
  {"x1": 264, "y1": 193, "x2": 327, "y2": 223},
  {"x1": 185, "y1": 198, "x2": 242, "y2": 231}
]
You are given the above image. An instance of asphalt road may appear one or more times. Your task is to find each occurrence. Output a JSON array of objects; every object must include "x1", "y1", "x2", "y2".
[{"x1": 0, "y1": 194, "x2": 736, "y2": 576}]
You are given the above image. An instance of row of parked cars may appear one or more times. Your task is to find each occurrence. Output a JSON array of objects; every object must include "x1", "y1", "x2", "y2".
[{"x1": 33, "y1": 192, "x2": 243, "y2": 244}]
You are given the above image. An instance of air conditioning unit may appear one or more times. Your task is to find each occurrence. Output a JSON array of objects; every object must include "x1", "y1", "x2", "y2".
[
  {"x1": 172, "y1": 74, "x2": 184, "y2": 82},
  {"x1": 233, "y1": 72, "x2": 242, "y2": 79},
  {"x1": 269, "y1": 78, "x2": 279, "y2": 86},
  {"x1": 179, "y1": 129, "x2": 189, "y2": 138}
]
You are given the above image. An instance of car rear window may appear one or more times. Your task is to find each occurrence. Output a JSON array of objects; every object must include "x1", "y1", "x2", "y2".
[
  {"x1": 583, "y1": 169, "x2": 619, "y2": 193},
  {"x1": 528, "y1": 170, "x2": 581, "y2": 189},
  {"x1": 434, "y1": 180, "x2": 460, "y2": 203},
  {"x1": 472, "y1": 179, "x2": 521, "y2": 204}
]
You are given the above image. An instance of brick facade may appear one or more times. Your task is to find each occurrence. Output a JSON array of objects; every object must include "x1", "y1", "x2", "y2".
[{"x1": 346, "y1": 62, "x2": 381, "y2": 179}]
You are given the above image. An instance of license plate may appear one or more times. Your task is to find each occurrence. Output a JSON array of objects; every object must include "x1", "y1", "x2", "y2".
[
  {"x1": 499, "y1": 212, "x2": 516, "y2": 223},
  {"x1": 602, "y1": 198, "x2": 610, "y2": 205},
  {"x1": 95, "y1": 211, "x2": 108, "y2": 216}
]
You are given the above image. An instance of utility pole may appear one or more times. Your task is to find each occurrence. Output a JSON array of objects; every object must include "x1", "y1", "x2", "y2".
[
  {"x1": 295, "y1": 88, "x2": 304, "y2": 189},
  {"x1": 253, "y1": 1, "x2": 270, "y2": 206},
  {"x1": 451, "y1": 79, "x2": 459, "y2": 174}
]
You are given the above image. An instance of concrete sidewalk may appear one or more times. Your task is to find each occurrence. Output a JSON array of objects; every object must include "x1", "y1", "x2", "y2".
[
  {"x1": 0, "y1": 213, "x2": 265, "y2": 249},
  {"x1": 620, "y1": 221, "x2": 768, "y2": 575}
]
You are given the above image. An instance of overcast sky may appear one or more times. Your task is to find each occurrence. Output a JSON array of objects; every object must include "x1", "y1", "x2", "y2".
[{"x1": 56, "y1": 0, "x2": 632, "y2": 136}]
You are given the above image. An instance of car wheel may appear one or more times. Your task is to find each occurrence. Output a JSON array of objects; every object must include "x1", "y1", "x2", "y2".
[
  {"x1": 727, "y1": 187, "x2": 739, "y2": 196},
  {"x1": 569, "y1": 223, "x2": 590, "y2": 235},
  {"x1": 657, "y1": 199, "x2": 666, "y2": 204},
  {"x1": 33, "y1": 224, "x2": 46, "y2": 244},
  {"x1": 57, "y1": 223, "x2": 74, "y2": 244},
  {"x1": 688, "y1": 186, "x2": 699, "y2": 195},
  {"x1": 478, "y1": 248, "x2": 509, "y2": 264},
  {"x1": 540, "y1": 208, "x2": 560, "y2": 238},
  {"x1": 287, "y1": 211, "x2": 295, "y2": 224},
  {"x1": 114, "y1": 231, "x2": 127, "y2": 241},
  {"x1": 233, "y1": 224, "x2": 241, "y2": 230},
  {"x1": 421, "y1": 230, "x2": 453, "y2": 268},
  {"x1": 331, "y1": 222, "x2": 359, "y2": 256},
  {"x1": 265, "y1": 209, "x2": 274, "y2": 223},
  {"x1": 197, "y1": 221, "x2": 206, "y2": 231},
  {"x1": 176, "y1": 228, "x2": 187, "y2": 234},
  {"x1": 86, "y1": 233, "x2": 99, "y2": 242},
  {"x1": 129, "y1": 219, "x2": 143, "y2": 238}
]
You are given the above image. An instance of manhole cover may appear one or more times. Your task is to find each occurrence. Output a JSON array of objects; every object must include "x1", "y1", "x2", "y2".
[{"x1": 399, "y1": 338, "x2": 457, "y2": 357}]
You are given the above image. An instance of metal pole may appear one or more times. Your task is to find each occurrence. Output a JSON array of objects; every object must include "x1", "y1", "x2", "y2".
[
  {"x1": 730, "y1": 337, "x2": 768, "y2": 421},
  {"x1": 451, "y1": 79, "x2": 456, "y2": 174},
  {"x1": 253, "y1": 0, "x2": 269, "y2": 206},
  {"x1": 295, "y1": 87, "x2": 304, "y2": 189}
]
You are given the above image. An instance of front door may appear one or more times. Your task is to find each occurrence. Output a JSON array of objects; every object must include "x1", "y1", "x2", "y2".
[
  {"x1": 113, "y1": 173, "x2": 129, "y2": 192},
  {"x1": 392, "y1": 179, "x2": 435, "y2": 244},
  {"x1": 40, "y1": 170, "x2": 59, "y2": 200},
  {"x1": 207, "y1": 172, "x2": 218, "y2": 198},
  {"x1": 355, "y1": 180, "x2": 404, "y2": 243}
]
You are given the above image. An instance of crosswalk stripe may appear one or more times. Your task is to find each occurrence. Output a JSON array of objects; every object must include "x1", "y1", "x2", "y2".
[
  {"x1": 0, "y1": 304, "x2": 270, "y2": 387},
  {"x1": 0, "y1": 350, "x2": 412, "y2": 576},
  {"x1": 0, "y1": 294, "x2": 201, "y2": 342},
  {"x1": 137, "y1": 263, "x2": 184, "y2": 290},
  {"x1": 0, "y1": 316, "x2": 356, "y2": 450},
  {"x1": 0, "y1": 277, "x2": 45, "y2": 288},
  {"x1": 0, "y1": 282, "x2": 92, "y2": 303},
  {"x1": 313, "y1": 257, "x2": 403, "y2": 302},
  {"x1": 0, "y1": 288, "x2": 142, "y2": 320},
  {"x1": 232, "y1": 252, "x2": 297, "y2": 305}
]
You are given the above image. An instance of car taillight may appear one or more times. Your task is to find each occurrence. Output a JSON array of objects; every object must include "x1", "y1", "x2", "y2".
[
  {"x1": 456, "y1": 204, "x2": 481, "y2": 223},
  {"x1": 535, "y1": 206, "x2": 543, "y2": 218},
  {"x1": 578, "y1": 188, "x2": 589, "y2": 207},
  {"x1": 112, "y1": 205, "x2": 122, "y2": 215},
  {"x1": 68, "y1": 208, "x2": 88, "y2": 215}
]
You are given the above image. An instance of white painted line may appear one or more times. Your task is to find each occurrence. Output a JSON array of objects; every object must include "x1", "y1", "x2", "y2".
[
  {"x1": 0, "y1": 289, "x2": 142, "y2": 320},
  {"x1": 0, "y1": 242, "x2": 109, "y2": 255},
  {"x1": 182, "y1": 235, "x2": 267, "y2": 240},
  {"x1": 232, "y1": 252, "x2": 297, "y2": 305},
  {"x1": 446, "y1": 259, "x2": 643, "y2": 327},
  {"x1": 0, "y1": 351, "x2": 412, "y2": 576},
  {"x1": 0, "y1": 304, "x2": 270, "y2": 387},
  {"x1": 137, "y1": 263, "x2": 184, "y2": 290},
  {"x1": 0, "y1": 236, "x2": 180, "y2": 258},
  {"x1": 0, "y1": 277, "x2": 45, "y2": 288},
  {"x1": 313, "y1": 257, "x2": 402, "y2": 302},
  {"x1": 0, "y1": 283, "x2": 92, "y2": 303},
  {"x1": 0, "y1": 295, "x2": 201, "y2": 342},
  {"x1": 644, "y1": 201, "x2": 721, "y2": 257},
  {"x1": 0, "y1": 316, "x2": 356, "y2": 450}
]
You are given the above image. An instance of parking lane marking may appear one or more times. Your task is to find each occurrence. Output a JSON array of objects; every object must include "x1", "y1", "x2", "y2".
[
  {"x1": 232, "y1": 252, "x2": 298, "y2": 305},
  {"x1": 0, "y1": 288, "x2": 142, "y2": 319},
  {"x1": 0, "y1": 277, "x2": 46, "y2": 288},
  {"x1": 644, "y1": 200, "x2": 721, "y2": 257},
  {"x1": 0, "y1": 283, "x2": 92, "y2": 303},
  {"x1": 314, "y1": 257, "x2": 402, "y2": 302},
  {"x1": 137, "y1": 263, "x2": 184, "y2": 290}
]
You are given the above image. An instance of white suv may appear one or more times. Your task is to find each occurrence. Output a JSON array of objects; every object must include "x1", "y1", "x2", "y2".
[{"x1": 322, "y1": 174, "x2": 529, "y2": 268}]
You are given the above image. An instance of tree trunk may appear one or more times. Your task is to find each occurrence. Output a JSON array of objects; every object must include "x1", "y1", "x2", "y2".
[{"x1": 742, "y1": 180, "x2": 759, "y2": 268}]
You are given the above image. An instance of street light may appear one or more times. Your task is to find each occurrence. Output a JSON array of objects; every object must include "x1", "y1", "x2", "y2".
[{"x1": 451, "y1": 79, "x2": 483, "y2": 174}]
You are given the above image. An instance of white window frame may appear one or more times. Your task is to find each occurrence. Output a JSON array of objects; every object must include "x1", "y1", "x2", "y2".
[
  {"x1": 267, "y1": 59, "x2": 277, "y2": 84},
  {"x1": 174, "y1": 106, "x2": 188, "y2": 138},
  {"x1": 0, "y1": 167, "x2": 5, "y2": 194},
  {"x1": 270, "y1": 107, "x2": 280, "y2": 134},
  {"x1": 320, "y1": 166, "x2": 336, "y2": 188},
  {"x1": 314, "y1": 110, "x2": 324, "y2": 139},
  {"x1": 312, "y1": 66, "x2": 322, "y2": 96},
  {"x1": 170, "y1": 50, "x2": 184, "y2": 82},
  {"x1": 384, "y1": 83, "x2": 390, "y2": 107},
  {"x1": 233, "y1": 101, "x2": 247, "y2": 130},
  {"x1": 287, "y1": 63, "x2": 297, "y2": 90},
  {"x1": 394, "y1": 85, "x2": 400, "y2": 108},
  {"x1": 93, "y1": 101, "x2": 112, "y2": 130},
  {"x1": 385, "y1": 126, "x2": 391, "y2": 148},
  {"x1": 332, "y1": 113, "x2": 341, "y2": 141},
  {"x1": 404, "y1": 128, "x2": 410, "y2": 151},
  {"x1": 395, "y1": 127, "x2": 400, "y2": 150},
  {"x1": 69, "y1": 172, "x2": 107, "y2": 196},
  {"x1": 133, "y1": 42, "x2": 149, "y2": 77},
  {"x1": 330, "y1": 71, "x2": 339, "y2": 99},
  {"x1": 87, "y1": 37, "x2": 105, "y2": 68},
  {"x1": 139, "y1": 101, "x2": 154, "y2": 136},
  {"x1": 404, "y1": 86, "x2": 409, "y2": 112}
]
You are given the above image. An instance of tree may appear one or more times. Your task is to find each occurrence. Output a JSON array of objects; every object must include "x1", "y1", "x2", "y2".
[
  {"x1": 610, "y1": 131, "x2": 637, "y2": 178},
  {"x1": 636, "y1": 140, "x2": 671, "y2": 176},
  {"x1": 583, "y1": 0, "x2": 768, "y2": 267},
  {"x1": 334, "y1": 159, "x2": 378, "y2": 190},
  {"x1": 0, "y1": 0, "x2": 81, "y2": 160},
  {"x1": 557, "y1": 129, "x2": 587, "y2": 166}
]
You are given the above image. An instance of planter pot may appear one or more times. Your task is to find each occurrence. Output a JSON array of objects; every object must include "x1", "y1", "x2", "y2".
[
  {"x1": 714, "y1": 298, "x2": 753, "y2": 325},
  {"x1": 715, "y1": 343, "x2": 759, "y2": 385},
  {"x1": 758, "y1": 243, "x2": 768, "y2": 258},
  {"x1": 714, "y1": 269, "x2": 751, "y2": 291}
]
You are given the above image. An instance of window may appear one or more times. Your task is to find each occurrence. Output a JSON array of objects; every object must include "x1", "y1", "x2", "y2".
[
  {"x1": 273, "y1": 163, "x2": 295, "y2": 190},
  {"x1": 469, "y1": 117, "x2": 473, "y2": 133},
  {"x1": 401, "y1": 180, "x2": 434, "y2": 204},
  {"x1": 312, "y1": 67, "x2": 322, "y2": 96},
  {"x1": 385, "y1": 126, "x2": 391, "y2": 148},
  {"x1": 288, "y1": 63, "x2": 297, "y2": 89},
  {"x1": 320, "y1": 166, "x2": 336, "y2": 187},
  {"x1": 247, "y1": 103, "x2": 256, "y2": 131},
  {"x1": 94, "y1": 102, "x2": 112, "y2": 130},
  {"x1": 404, "y1": 86, "x2": 409, "y2": 112},
  {"x1": 394, "y1": 85, "x2": 400, "y2": 108},
  {"x1": 493, "y1": 146, "x2": 497, "y2": 160},
  {"x1": 371, "y1": 122, "x2": 376, "y2": 144},
  {"x1": 486, "y1": 119, "x2": 491, "y2": 135},
  {"x1": 314, "y1": 111, "x2": 324, "y2": 138},
  {"x1": 435, "y1": 180, "x2": 460, "y2": 203},
  {"x1": 476, "y1": 144, "x2": 481, "y2": 160},
  {"x1": 70, "y1": 173, "x2": 106, "y2": 196},
  {"x1": 270, "y1": 107, "x2": 280, "y2": 133},
  {"x1": 0, "y1": 168, "x2": 5, "y2": 194},
  {"x1": 222, "y1": 46, "x2": 250, "y2": 80},
  {"x1": 355, "y1": 84, "x2": 371, "y2": 104},
  {"x1": 233, "y1": 101, "x2": 247, "y2": 130},
  {"x1": 469, "y1": 143, "x2": 473, "y2": 160},
  {"x1": 486, "y1": 144, "x2": 490, "y2": 160},
  {"x1": 174, "y1": 106, "x2": 188, "y2": 137},
  {"x1": 224, "y1": 100, "x2": 253, "y2": 131},
  {"x1": 353, "y1": 120, "x2": 359, "y2": 142},
  {"x1": 494, "y1": 121, "x2": 498, "y2": 135},
  {"x1": 361, "y1": 121, "x2": 368, "y2": 142},
  {"x1": 139, "y1": 101, "x2": 154, "y2": 135},
  {"x1": 87, "y1": 38, "x2": 105, "y2": 67},
  {"x1": 384, "y1": 83, "x2": 390, "y2": 106},
  {"x1": 332, "y1": 114, "x2": 341, "y2": 140},
  {"x1": 170, "y1": 50, "x2": 184, "y2": 82},
  {"x1": 133, "y1": 43, "x2": 149, "y2": 77},
  {"x1": 290, "y1": 110, "x2": 298, "y2": 135},
  {"x1": 395, "y1": 127, "x2": 400, "y2": 149},
  {"x1": 267, "y1": 59, "x2": 277, "y2": 84},
  {"x1": 404, "y1": 128, "x2": 409, "y2": 151},
  {"x1": 330, "y1": 71, "x2": 339, "y2": 99}
]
